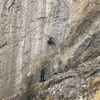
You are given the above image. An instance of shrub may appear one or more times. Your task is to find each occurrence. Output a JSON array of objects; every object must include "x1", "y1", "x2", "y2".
[
  {"x1": 94, "y1": 90, "x2": 100, "y2": 100},
  {"x1": 19, "y1": 74, "x2": 37, "y2": 100},
  {"x1": 46, "y1": 94, "x2": 52, "y2": 100}
]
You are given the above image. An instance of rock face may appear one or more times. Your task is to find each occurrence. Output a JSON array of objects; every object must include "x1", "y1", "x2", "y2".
[
  {"x1": 0, "y1": 0, "x2": 69, "y2": 99},
  {"x1": 35, "y1": 56, "x2": 100, "y2": 100},
  {"x1": 32, "y1": 0, "x2": 100, "y2": 100},
  {"x1": 32, "y1": 0, "x2": 100, "y2": 79},
  {"x1": 0, "y1": 0, "x2": 100, "y2": 100}
]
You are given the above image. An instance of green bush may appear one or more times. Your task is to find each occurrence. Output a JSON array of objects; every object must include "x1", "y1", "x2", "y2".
[{"x1": 19, "y1": 74, "x2": 37, "y2": 100}]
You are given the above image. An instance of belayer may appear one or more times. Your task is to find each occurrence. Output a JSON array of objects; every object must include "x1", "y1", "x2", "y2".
[{"x1": 40, "y1": 67, "x2": 45, "y2": 82}]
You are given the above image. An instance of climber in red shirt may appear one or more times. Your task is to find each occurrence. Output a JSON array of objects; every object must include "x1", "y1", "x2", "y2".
[{"x1": 46, "y1": 35, "x2": 55, "y2": 46}]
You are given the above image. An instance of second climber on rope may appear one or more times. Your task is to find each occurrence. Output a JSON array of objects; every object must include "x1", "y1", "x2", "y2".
[{"x1": 46, "y1": 35, "x2": 55, "y2": 46}]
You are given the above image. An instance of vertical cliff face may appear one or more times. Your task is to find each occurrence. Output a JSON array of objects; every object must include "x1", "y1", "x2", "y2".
[
  {"x1": 32, "y1": 0, "x2": 100, "y2": 100},
  {"x1": 0, "y1": 0, "x2": 100, "y2": 99},
  {"x1": 36, "y1": 0, "x2": 100, "y2": 75},
  {"x1": 0, "y1": 0, "x2": 69, "y2": 99}
]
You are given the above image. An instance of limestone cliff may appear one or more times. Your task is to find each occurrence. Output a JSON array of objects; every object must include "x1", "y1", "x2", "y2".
[
  {"x1": 31, "y1": 0, "x2": 100, "y2": 99},
  {"x1": 0, "y1": 0, "x2": 69, "y2": 99},
  {"x1": 0, "y1": 0, "x2": 100, "y2": 100}
]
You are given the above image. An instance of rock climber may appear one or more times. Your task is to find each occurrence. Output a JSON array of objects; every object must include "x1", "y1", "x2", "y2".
[
  {"x1": 46, "y1": 35, "x2": 55, "y2": 46},
  {"x1": 40, "y1": 67, "x2": 45, "y2": 82}
]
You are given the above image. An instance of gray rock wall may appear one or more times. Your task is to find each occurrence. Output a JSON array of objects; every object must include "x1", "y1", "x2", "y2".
[
  {"x1": 37, "y1": 0, "x2": 100, "y2": 76},
  {"x1": 0, "y1": 0, "x2": 69, "y2": 99},
  {"x1": 0, "y1": 0, "x2": 100, "y2": 99},
  {"x1": 33, "y1": 1, "x2": 100, "y2": 100}
]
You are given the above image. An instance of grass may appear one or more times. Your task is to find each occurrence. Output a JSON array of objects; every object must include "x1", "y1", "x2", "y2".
[
  {"x1": 46, "y1": 94, "x2": 52, "y2": 100},
  {"x1": 94, "y1": 90, "x2": 100, "y2": 100},
  {"x1": 88, "y1": 77, "x2": 100, "y2": 89}
]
